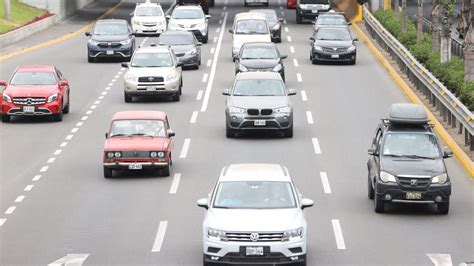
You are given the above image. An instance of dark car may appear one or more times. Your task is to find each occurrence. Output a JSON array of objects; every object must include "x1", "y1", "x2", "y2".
[
  {"x1": 296, "y1": 0, "x2": 331, "y2": 24},
  {"x1": 235, "y1": 42, "x2": 287, "y2": 81},
  {"x1": 85, "y1": 19, "x2": 136, "y2": 63},
  {"x1": 312, "y1": 12, "x2": 350, "y2": 31},
  {"x1": 250, "y1": 9, "x2": 283, "y2": 43},
  {"x1": 309, "y1": 27, "x2": 357, "y2": 65},
  {"x1": 223, "y1": 72, "x2": 296, "y2": 138},
  {"x1": 367, "y1": 103, "x2": 453, "y2": 214},
  {"x1": 158, "y1": 31, "x2": 202, "y2": 69}
]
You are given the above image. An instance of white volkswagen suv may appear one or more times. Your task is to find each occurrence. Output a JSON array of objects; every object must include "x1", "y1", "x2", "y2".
[
  {"x1": 197, "y1": 164, "x2": 313, "y2": 265},
  {"x1": 131, "y1": 1, "x2": 166, "y2": 35}
]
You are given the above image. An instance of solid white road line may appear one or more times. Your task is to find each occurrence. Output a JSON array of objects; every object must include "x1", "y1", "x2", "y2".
[
  {"x1": 40, "y1": 166, "x2": 49, "y2": 172},
  {"x1": 151, "y1": 221, "x2": 168, "y2": 252},
  {"x1": 169, "y1": 173, "x2": 181, "y2": 194},
  {"x1": 14, "y1": 195, "x2": 25, "y2": 203},
  {"x1": 190, "y1": 111, "x2": 199, "y2": 124},
  {"x1": 297, "y1": 73, "x2": 302, "y2": 82},
  {"x1": 293, "y1": 58, "x2": 299, "y2": 67},
  {"x1": 202, "y1": 73, "x2": 209, "y2": 83},
  {"x1": 54, "y1": 149, "x2": 63, "y2": 155},
  {"x1": 5, "y1": 207, "x2": 16, "y2": 215},
  {"x1": 206, "y1": 59, "x2": 212, "y2": 67},
  {"x1": 331, "y1": 219, "x2": 346, "y2": 249},
  {"x1": 24, "y1": 185, "x2": 34, "y2": 191},
  {"x1": 179, "y1": 138, "x2": 191, "y2": 158},
  {"x1": 196, "y1": 90, "x2": 203, "y2": 101},
  {"x1": 0, "y1": 219, "x2": 6, "y2": 227},
  {"x1": 301, "y1": 90, "x2": 308, "y2": 101},
  {"x1": 290, "y1": 46, "x2": 295, "y2": 53},
  {"x1": 287, "y1": 36, "x2": 292, "y2": 42},
  {"x1": 32, "y1": 175, "x2": 41, "y2": 181},
  {"x1": 284, "y1": 27, "x2": 289, "y2": 32},
  {"x1": 427, "y1": 254, "x2": 453, "y2": 266},
  {"x1": 312, "y1": 138, "x2": 321, "y2": 154},
  {"x1": 47, "y1": 157, "x2": 56, "y2": 163},
  {"x1": 320, "y1": 172, "x2": 332, "y2": 194},
  {"x1": 201, "y1": 12, "x2": 228, "y2": 112},
  {"x1": 306, "y1": 111, "x2": 314, "y2": 124},
  {"x1": 60, "y1": 142, "x2": 68, "y2": 148}
]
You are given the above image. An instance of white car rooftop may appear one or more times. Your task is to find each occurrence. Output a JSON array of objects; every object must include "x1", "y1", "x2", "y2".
[
  {"x1": 134, "y1": 45, "x2": 172, "y2": 54},
  {"x1": 234, "y1": 12, "x2": 267, "y2": 21},
  {"x1": 235, "y1": 71, "x2": 283, "y2": 80},
  {"x1": 173, "y1": 5, "x2": 204, "y2": 11},
  {"x1": 220, "y1": 163, "x2": 290, "y2": 182}
]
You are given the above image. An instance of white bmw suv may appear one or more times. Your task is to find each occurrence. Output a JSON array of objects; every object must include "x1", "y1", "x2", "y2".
[
  {"x1": 131, "y1": 1, "x2": 166, "y2": 35},
  {"x1": 197, "y1": 164, "x2": 313, "y2": 265}
]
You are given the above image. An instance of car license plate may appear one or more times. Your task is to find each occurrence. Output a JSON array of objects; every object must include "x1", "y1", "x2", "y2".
[
  {"x1": 106, "y1": 50, "x2": 114, "y2": 55},
  {"x1": 246, "y1": 246, "x2": 264, "y2": 256},
  {"x1": 254, "y1": 120, "x2": 266, "y2": 126},
  {"x1": 23, "y1": 106, "x2": 34, "y2": 113},
  {"x1": 147, "y1": 86, "x2": 156, "y2": 91},
  {"x1": 406, "y1": 192, "x2": 422, "y2": 200},
  {"x1": 331, "y1": 54, "x2": 339, "y2": 58},
  {"x1": 129, "y1": 163, "x2": 142, "y2": 170},
  {"x1": 312, "y1": 10, "x2": 318, "y2": 13}
]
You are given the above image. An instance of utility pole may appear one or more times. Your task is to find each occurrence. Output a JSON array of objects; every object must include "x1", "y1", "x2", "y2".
[{"x1": 4, "y1": 0, "x2": 11, "y2": 20}]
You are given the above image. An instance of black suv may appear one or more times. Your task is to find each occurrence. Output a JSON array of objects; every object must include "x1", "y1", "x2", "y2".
[{"x1": 367, "y1": 103, "x2": 453, "y2": 214}]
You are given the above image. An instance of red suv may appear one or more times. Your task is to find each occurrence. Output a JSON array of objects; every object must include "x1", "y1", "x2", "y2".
[{"x1": 1, "y1": 65, "x2": 70, "y2": 122}]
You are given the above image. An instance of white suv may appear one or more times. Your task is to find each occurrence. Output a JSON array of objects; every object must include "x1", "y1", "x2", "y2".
[
  {"x1": 167, "y1": 5, "x2": 211, "y2": 43},
  {"x1": 131, "y1": 1, "x2": 166, "y2": 35},
  {"x1": 197, "y1": 164, "x2": 313, "y2": 265}
]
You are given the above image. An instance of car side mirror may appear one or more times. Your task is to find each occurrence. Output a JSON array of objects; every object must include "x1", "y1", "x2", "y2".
[
  {"x1": 177, "y1": 62, "x2": 184, "y2": 67},
  {"x1": 0, "y1": 81, "x2": 7, "y2": 86},
  {"x1": 85, "y1": 32, "x2": 91, "y2": 37},
  {"x1": 59, "y1": 80, "x2": 68, "y2": 86},
  {"x1": 312, "y1": 21, "x2": 316, "y2": 25},
  {"x1": 347, "y1": 22, "x2": 352, "y2": 25},
  {"x1": 222, "y1": 89, "x2": 230, "y2": 96},
  {"x1": 309, "y1": 37, "x2": 315, "y2": 41},
  {"x1": 301, "y1": 198, "x2": 314, "y2": 210},
  {"x1": 197, "y1": 198, "x2": 209, "y2": 209},
  {"x1": 105, "y1": 132, "x2": 109, "y2": 138},
  {"x1": 278, "y1": 18, "x2": 284, "y2": 22},
  {"x1": 229, "y1": 29, "x2": 234, "y2": 34},
  {"x1": 368, "y1": 148, "x2": 377, "y2": 156},
  {"x1": 168, "y1": 130, "x2": 175, "y2": 137},
  {"x1": 166, "y1": 15, "x2": 171, "y2": 20},
  {"x1": 196, "y1": 42, "x2": 203, "y2": 46},
  {"x1": 280, "y1": 55, "x2": 288, "y2": 59},
  {"x1": 130, "y1": 32, "x2": 136, "y2": 36},
  {"x1": 443, "y1": 149, "x2": 453, "y2": 158},
  {"x1": 287, "y1": 89, "x2": 296, "y2": 96},
  {"x1": 121, "y1": 63, "x2": 129, "y2": 68},
  {"x1": 353, "y1": 38, "x2": 359, "y2": 42},
  {"x1": 205, "y1": 15, "x2": 211, "y2": 19}
]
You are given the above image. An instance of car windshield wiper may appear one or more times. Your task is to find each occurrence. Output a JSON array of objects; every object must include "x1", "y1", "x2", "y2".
[
  {"x1": 110, "y1": 134, "x2": 132, "y2": 138},
  {"x1": 402, "y1": 154, "x2": 436, "y2": 159},
  {"x1": 130, "y1": 133, "x2": 154, "y2": 137},
  {"x1": 253, "y1": 94, "x2": 276, "y2": 96},
  {"x1": 383, "y1": 154, "x2": 402, "y2": 158},
  {"x1": 213, "y1": 206, "x2": 230, "y2": 209}
]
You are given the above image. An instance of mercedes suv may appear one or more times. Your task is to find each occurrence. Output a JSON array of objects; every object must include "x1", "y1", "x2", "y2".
[{"x1": 197, "y1": 163, "x2": 314, "y2": 265}]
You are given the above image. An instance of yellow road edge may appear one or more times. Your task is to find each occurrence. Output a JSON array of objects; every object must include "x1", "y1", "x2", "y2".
[
  {"x1": 0, "y1": 0, "x2": 125, "y2": 62},
  {"x1": 351, "y1": 22, "x2": 474, "y2": 178}
]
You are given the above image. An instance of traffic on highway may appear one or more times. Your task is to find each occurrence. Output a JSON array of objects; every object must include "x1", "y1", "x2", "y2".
[{"x1": 0, "y1": 0, "x2": 473, "y2": 265}]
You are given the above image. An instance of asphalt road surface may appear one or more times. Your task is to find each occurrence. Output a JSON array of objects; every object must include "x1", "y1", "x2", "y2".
[{"x1": 0, "y1": 0, "x2": 473, "y2": 265}]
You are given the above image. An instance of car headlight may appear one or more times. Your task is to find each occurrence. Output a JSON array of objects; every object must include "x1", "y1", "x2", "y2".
[
  {"x1": 238, "y1": 64, "x2": 248, "y2": 72},
  {"x1": 88, "y1": 39, "x2": 100, "y2": 45},
  {"x1": 157, "y1": 20, "x2": 164, "y2": 25},
  {"x1": 274, "y1": 106, "x2": 291, "y2": 113},
  {"x1": 208, "y1": 228, "x2": 228, "y2": 241},
  {"x1": 47, "y1": 93, "x2": 59, "y2": 103},
  {"x1": 272, "y1": 64, "x2": 282, "y2": 72},
  {"x1": 431, "y1": 173, "x2": 448, "y2": 184},
  {"x1": 313, "y1": 45, "x2": 323, "y2": 52},
  {"x1": 347, "y1": 46, "x2": 356, "y2": 52},
  {"x1": 380, "y1": 171, "x2": 396, "y2": 183},
  {"x1": 120, "y1": 39, "x2": 131, "y2": 45},
  {"x1": 186, "y1": 48, "x2": 197, "y2": 55},
  {"x1": 150, "y1": 151, "x2": 165, "y2": 158},
  {"x1": 2, "y1": 93, "x2": 11, "y2": 103},
  {"x1": 106, "y1": 152, "x2": 115, "y2": 158},
  {"x1": 168, "y1": 22, "x2": 178, "y2": 29},
  {"x1": 166, "y1": 73, "x2": 179, "y2": 82},
  {"x1": 282, "y1": 227, "x2": 303, "y2": 241},
  {"x1": 323, "y1": 4, "x2": 330, "y2": 9},
  {"x1": 229, "y1": 106, "x2": 246, "y2": 114},
  {"x1": 125, "y1": 73, "x2": 137, "y2": 82},
  {"x1": 114, "y1": 151, "x2": 122, "y2": 158},
  {"x1": 133, "y1": 20, "x2": 140, "y2": 25}
]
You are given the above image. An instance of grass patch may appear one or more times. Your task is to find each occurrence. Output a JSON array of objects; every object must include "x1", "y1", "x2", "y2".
[{"x1": 0, "y1": 0, "x2": 47, "y2": 34}]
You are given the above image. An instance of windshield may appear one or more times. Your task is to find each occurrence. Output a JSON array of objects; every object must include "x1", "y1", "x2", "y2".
[
  {"x1": 316, "y1": 16, "x2": 347, "y2": 26},
  {"x1": 158, "y1": 34, "x2": 194, "y2": 45},
  {"x1": 382, "y1": 133, "x2": 441, "y2": 158},
  {"x1": 131, "y1": 53, "x2": 173, "y2": 67},
  {"x1": 171, "y1": 9, "x2": 203, "y2": 19},
  {"x1": 93, "y1": 23, "x2": 128, "y2": 35},
  {"x1": 135, "y1": 6, "x2": 163, "y2": 16},
  {"x1": 317, "y1": 28, "x2": 352, "y2": 41},
  {"x1": 300, "y1": 0, "x2": 329, "y2": 4},
  {"x1": 10, "y1": 72, "x2": 57, "y2": 85},
  {"x1": 233, "y1": 79, "x2": 285, "y2": 96},
  {"x1": 241, "y1": 46, "x2": 278, "y2": 59},
  {"x1": 235, "y1": 20, "x2": 268, "y2": 34},
  {"x1": 213, "y1": 181, "x2": 296, "y2": 209},
  {"x1": 110, "y1": 119, "x2": 166, "y2": 137}
]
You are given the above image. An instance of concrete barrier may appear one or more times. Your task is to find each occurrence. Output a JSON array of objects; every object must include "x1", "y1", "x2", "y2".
[{"x1": 0, "y1": 14, "x2": 58, "y2": 47}]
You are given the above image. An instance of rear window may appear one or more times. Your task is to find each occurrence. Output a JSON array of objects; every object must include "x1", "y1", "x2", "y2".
[{"x1": 10, "y1": 72, "x2": 57, "y2": 85}]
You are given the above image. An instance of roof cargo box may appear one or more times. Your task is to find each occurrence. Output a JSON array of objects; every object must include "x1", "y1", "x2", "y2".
[{"x1": 388, "y1": 103, "x2": 429, "y2": 124}]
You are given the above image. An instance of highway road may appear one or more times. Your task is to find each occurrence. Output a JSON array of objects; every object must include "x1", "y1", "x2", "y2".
[{"x1": 0, "y1": 0, "x2": 473, "y2": 265}]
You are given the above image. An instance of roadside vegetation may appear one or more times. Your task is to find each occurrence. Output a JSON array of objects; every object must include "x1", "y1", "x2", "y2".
[
  {"x1": 374, "y1": 9, "x2": 474, "y2": 111},
  {"x1": 0, "y1": 0, "x2": 47, "y2": 34}
]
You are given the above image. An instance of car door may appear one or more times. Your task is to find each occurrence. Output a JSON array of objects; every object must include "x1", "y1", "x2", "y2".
[
  {"x1": 368, "y1": 127, "x2": 382, "y2": 185},
  {"x1": 56, "y1": 68, "x2": 69, "y2": 105}
]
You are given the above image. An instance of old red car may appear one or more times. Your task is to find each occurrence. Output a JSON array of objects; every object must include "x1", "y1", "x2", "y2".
[
  {"x1": 287, "y1": 0, "x2": 297, "y2": 9},
  {"x1": 1, "y1": 65, "x2": 70, "y2": 122},
  {"x1": 103, "y1": 111, "x2": 175, "y2": 178}
]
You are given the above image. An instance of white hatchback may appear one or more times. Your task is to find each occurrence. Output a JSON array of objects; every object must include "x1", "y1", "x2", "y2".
[
  {"x1": 197, "y1": 164, "x2": 313, "y2": 265},
  {"x1": 131, "y1": 1, "x2": 166, "y2": 35}
]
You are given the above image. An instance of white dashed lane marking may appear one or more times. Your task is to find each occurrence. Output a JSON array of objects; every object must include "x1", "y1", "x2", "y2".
[
  {"x1": 312, "y1": 138, "x2": 321, "y2": 154},
  {"x1": 306, "y1": 111, "x2": 313, "y2": 124},
  {"x1": 32, "y1": 175, "x2": 41, "y2": 181},
  {"x1": 40, "y1": 166, "x2": 49, "y2": 172},
  {"x1": 14, "y1": 196, "x2": 25, "y2": 203},
  {"x1": 196, "y1": 90, "x2": 203, "y2": 101},
  {"x1": 4, "y1": 207, "x2": 16, "y2": 215},
  {"x1": 24, "y1": 185, "x2": 34, "y2": 191},
  {"x1": 76, "y1": 121, "x2": 84, "y2": 127},
  {"x1": 169, "y1": 173, "x2": 181, "y2": 194},
  {"x1": 331, "y1": 219, "x2": 346, "y2": 249},
  {"x1": 86, "y1": 110, "x2": 93, "y2": 115},
  {"x1": 296, "y1": 73, "x2": 302, "y2": 82},
  {"x1": 320, "y1": 172, "x2": 332, "y2": 194},
  {"x1": 210, "y1": 47, "x2": 215, "y2": 54},
  {"x1": 206, "y1": 59, "x2": 212, "y2": 67},
  {"x1": 287, "y1": 36, "x2": 292, "y2": 42},
  {"x1": 60, "y1": 142, "x2": 68, "y2": 148},
  {"x1": 190, "y1": 111, "x2": 199, "y2": 124},
  {"x1": 65, "y1": 135, "x2": 73, "y2": 140},
  {"x1": 0, "y1": 219, "x2": 6, "y2": 227},
  {"x1": 71, "y1": 128, "x2": 79, "y2": 133},
  {"x1": 284, "y1": 27, "x2": 289, "y2": 32},
  {"x1": 81, "y1": 116, "x2": 88, "y2": 121},
  {"x1": 301, "y1": 90, "x2": 307, "y2": 101},
  {"x1": 151, "y1": 221, "x2": 168, "y2": 252},
  {"x1": 47, "y1": 157, "x2": 56, "y2": 163},
  {"x1": 290, "y1": 46, "x2": 295, "y2": 53},
  {"x1": 202, "y1": 73, "x2": 209, "y2": 83},
  {"x1": 213, "y1": 36, "x2": 218, "y2": 43},
  {"x1": 179, "y1": 139, "x2": 191, "y2": 159},
  {"x1": 293, "y1": 59, "x2": 299, "y2": 67}
]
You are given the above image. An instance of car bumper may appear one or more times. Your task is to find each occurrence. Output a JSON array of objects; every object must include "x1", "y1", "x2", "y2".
[
  {"x1": 312, "y1": 51, "x2": 356, "y2": 62},
  {"x1": 176, "y1": 54, "x2": 200, "y2": 66},
  {"x1": 203, "y1": 237, "x2": 306, "y2": 264},
  {"x1": 103, "y1": 161, "x2": 169, "y2": 169},
  {"x1": 124, "y1": 79, "x2": 180, "y2": 96},
  {"x1": 375, "y1": 182, "x2": 451, "y2": 204},
  {"x1": 226, "y1": 113, "x2": 293, "y2": 131},
  {"x1": 132, "y1": 24, "x2": 166, "y2": 34},
  {"x1": 298, "y1": 9, "x2": 330, "y2": 19},
  {"x1": 1, "y1": 102, "x2": 61, "y2": 116},
  {"x1": 245, "y1": 0, "x2": 269, "y2": 3},
  {"x1": 88, "y1": 43, "x2": 133, "y2": 58}
]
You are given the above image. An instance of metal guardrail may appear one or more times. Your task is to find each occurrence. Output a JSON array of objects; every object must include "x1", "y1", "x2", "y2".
[
  {"x1": 363, "y1": 6, "x2": 474, "y2": 151},
  {"x1": 421, "y1": 17, "x2": 464, "y2": 59}
]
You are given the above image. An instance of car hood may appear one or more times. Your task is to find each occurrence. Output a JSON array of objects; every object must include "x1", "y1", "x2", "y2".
[
  {"x1": 170, "y1": 18, "x2": 204, "y2": 26},
  {"x1": 381, "y1": 157, "x2": 445, "y2": 177},
  {"x1": 127, "y1": 67, "x2": 175, "y2": 77},
  {"x1": 314, "y1": 40, "x2": 353, "y2": 48},
  {"x1": 206, "y1": 208, "x2": 304, "y2": 232},
  {"x1": 233, "y1": 35, "x2": 271, "y2": 49},
  {"x1": 4, "y1": 85, "x2": 58, "y2": 97},
  {"x1": 104, "y1": 137, "x2": 170, "y2": 151},
  {"x1": 134, "y1": 16, "x2": 165, "y2": 23},
  {"x1": 229, "y1": 96, "x2": 289, "y2": 109},
  {"x1": 167, "y1": 44, "x2": 195, "y2": 54},
  {"x1": 240, "y1": 58, "x2": 279, "y2": 69},
  {"x1": 91, "y1": 34, "x2": 130, "y2": 42}
]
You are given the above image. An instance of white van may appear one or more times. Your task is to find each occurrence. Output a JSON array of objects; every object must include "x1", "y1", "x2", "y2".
[{"x1": 229, "y1": 12, "x2": 271, "y2": 60}]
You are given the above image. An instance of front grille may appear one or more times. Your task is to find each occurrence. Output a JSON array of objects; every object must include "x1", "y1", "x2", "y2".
[
  {"x1": 121, "y1": 150, "x2": 150, "y2": 158},
  {"x1": 226, "y1": 232, "x2": 284, "y2": 242},
  {"x1": 261, "y1": 109, "x2": 273, "y2": 115},
  {"x1": 247, "y1": 109, "x2": 259, "y2": 116},
  {"x1": 397, "y1": 176, "x2": 431, "y2": 191},
  {"x1": 143, "y1": 23, "x2": 157, "y2": 27},
  {"x1": 98, "y1": 42, "x2": 122, "y2": 48},
  {"x1": 13, "y1": 97, "x2": 46, "y2": 105},
  {"x1": 246, "y1": 109, "x2": 273, "y2": 116},
  {"x1": 322, "y1": 47, "x2": 348, "y2": 53},
  {"x1": 175, "y1": 53, "x2": 185, "y2": 57},
  {"x1": 138, "y1": 76, "x2": 164, "y2": 83}
]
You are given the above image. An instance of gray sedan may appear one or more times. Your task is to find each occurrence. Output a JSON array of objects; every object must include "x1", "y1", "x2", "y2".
[{"x1": 158, "y1": 31, "x2": 202, "y2": 69}]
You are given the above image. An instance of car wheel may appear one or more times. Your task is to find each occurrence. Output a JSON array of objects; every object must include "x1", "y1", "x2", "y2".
[
  {"x1": 368, "y1": 175, "x2": 374, "y2": 199},
  {"x1": 203, "y1": 256, "x2": 211, "y2": 266},
  {"x1": 124, "y1": 93, "x2": 132, "y2": 103},
  {"x1": 103, "y1": 167, "x2": 113, "y2": 178},
  {"x1": 437, "y1": 200, "x2": 449, "y2": 214},
  {"x1": 203, "y1": 35, "x2": 208, "y2": 44},
  {"x1": 374, "y1": 194, "x2": 385, "y2": 213},
  {"x1": 283, "y1": 125, "x2": 293, "y2": 138},
  {"x1": 87, "y1": 55, "x2": 94, "y2": 63},
  {"x1": 350, "y1": 57, "x2": 356, "y2": 65},
  {"x1": 172, "y1": 91, "x2": 180, "y2": 101},
  {"x1": 53, "y1": 110, "x2": 63, "y2": 122},
  {"x1": 1, "y1": 114, "x2": 11, "y2": 122},
  {"x1": 296, "y1": 12, "x2": 303, "y2": 24},
  {"x1": 277, "y1": 32, "x2": 282, "y2": 43},
  {"x1": 311, "y1": 57, "x2": 318, "y2": 65},
  {"x1": 226, "y1": 125, "x2": 235, "y2": 138},
  {"x1": 63, "y1": 96, "x2": 70, "y2": 114},
  {"x1": 162, "y1": 162, "x2": 171, "y2": 177}
]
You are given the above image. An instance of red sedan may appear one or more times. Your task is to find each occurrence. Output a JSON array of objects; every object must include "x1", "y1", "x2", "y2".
[
  {"x1": 1, "y1": 65, "x2": 70, "y2": 122},
  {"x1": 103, "y1": 111, "x2": 175, "y2": 178}
]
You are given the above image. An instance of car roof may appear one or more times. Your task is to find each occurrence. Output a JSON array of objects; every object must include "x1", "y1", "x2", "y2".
[
  {"x1": 96, "y1": 19, "x2": 128, "y2": 24},
  {"x1": 16, "y1": 65, "x2": 55, "y2": 72},
  {"x1": 242, "y1": 42, "x2": 276, "y2": 48},
  {"x1": 235, "y1": 71, "x2": 282, "y2": 80},
  {"x1": 135, "y1": 45, "x2": 172, "y2": 54},
  {"x1": 112, "y1": 111, "x2": 167, "y2": 121},
  {"x1": 219, "y1": 164, "x2": 290, "y2": 182},
  {"x1": 174, "y1": 5, "x2": 203, "y2": 10},
  {"x1": 235, "y1": 12, "x2": 267, "y2": 21}
]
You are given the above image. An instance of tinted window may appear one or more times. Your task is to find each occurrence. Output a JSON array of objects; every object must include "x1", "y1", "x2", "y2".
[
  {"x1": 235, "y1": 19, "x2": 268, "y2": 34},
  {"x1": 241, "y1": 46, "x2": 278, "y2": 59},
  {"x1": 135, "y1": 6, "x2": 163, "y2": 16},
  {"x1": 94, "y1": 23, "x2": 128, "y2": 35},
  {"x1": 10, "y1": 72, "x2": 57, "y2": 85},
  {"x1": 110, "y1": 120, "x2": 167, "y2": 137},
  {"x1": 233, "y1": 79, "x2": 285, "y2": 96},
  {"x1": 158, "y1": 34, "x2": 194, "y2": 45},
  {"x1": 213, "y1": 181, "x2": 296, "y2": 209},
  {"x1": 131, "y1": 53, "x2": 173, "y2": 67},
  {"x1": 382, "y1": 133, "x2": 441, "y2": 158},
  {"x1": 301, "y1": 0, "x2": 329, "y2": 4},
  {"x1": 317, "y1": 28, "x2": 352, "y2": 41},
  {"x1": 172, "y1": 9, "x2": 203, "y2": 19}
]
